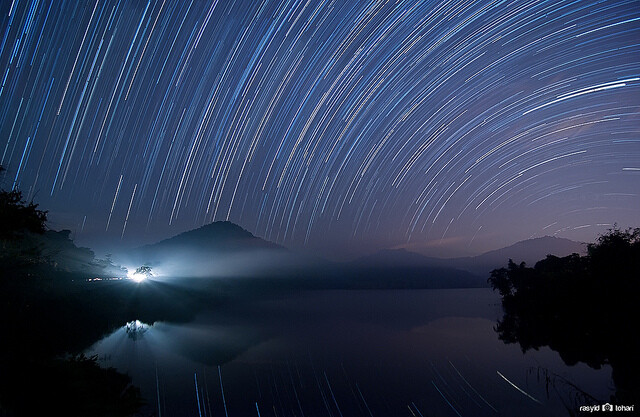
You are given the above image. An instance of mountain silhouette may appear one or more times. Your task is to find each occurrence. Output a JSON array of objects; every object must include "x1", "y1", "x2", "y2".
[
  {"x1": 347, "y1": 248, "x2": 485, "y2": 288},
  {"x1": 381, "y1": 236, "x2": 586, "y2": 276},
  {"x1": 120, "y1": 221, "x2": 292, "y2": 279},
  {"x1": 467, "y1": 236, "x2": 586, "y2": 273},
  {"x1": 118, "y1": 222, "x2": 584, "y2": 288},
  {"x1": 117, "y1": 222, "x2": 482, "y2": 287},
  {"x1": 138, "y1": 221, "x2": 282, "y2": 253},
  {"x1": 352, "y1": 248, "x2": 438, "y2": 268}
]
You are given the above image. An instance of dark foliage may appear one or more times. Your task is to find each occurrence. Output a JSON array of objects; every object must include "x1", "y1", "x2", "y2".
[
  {"x1": 1, "y1": 167, "x2": 129, "y2": 281},
  {"x1": 0, "y1": 185, "x2": 50, "y2": 278},
  {"x1": 0, "y1": 185, "x2": 83, "y2": 279},
  {"x1": 0, "y1": 167, "x2": 206, "y2": 416},
  {"x1": 0, "y1": 188, "x2": 47, "y2": 240},
  {"x1": 0, "y1": 354, "x2": 143, "y2": 417},
  {"x1": 0, "y1": 265, "x2": 205, "y2": 416},
  {"x1": 489, "y1": 226, "x2": 640, "y2": 404},
  {"x1": 134, "y1": 265, "x2": 153, "y2": 277}
]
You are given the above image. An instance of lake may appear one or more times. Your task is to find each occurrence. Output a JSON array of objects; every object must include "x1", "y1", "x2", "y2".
[{"x1": 87, "y1": 288, "x2": 613, "y2": 416}]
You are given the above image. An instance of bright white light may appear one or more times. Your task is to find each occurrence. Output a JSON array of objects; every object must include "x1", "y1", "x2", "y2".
[
  {"x1": 131, "y1": 273, "x2": 146, "y2": 283},
  {"x1": 127, "y1": 268, "x2": 147, "y2": 283}
]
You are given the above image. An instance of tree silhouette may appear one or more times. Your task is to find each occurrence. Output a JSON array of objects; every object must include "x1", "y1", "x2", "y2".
[
  {"x1": 489, "y1": 226, "x2": 640, "y2": 404},
  {"x1": 0, "y1": 166, "x2": 48, "y2": 241},
  {"x1": 0, "y1": 167, "x2": 51, "y2": 277},
  {"x1": 0, "y1": 166, "x2": 126, "y2": 279},
  {"x1": 134, "y1": 265, "x2": 153, "y2": 277}
]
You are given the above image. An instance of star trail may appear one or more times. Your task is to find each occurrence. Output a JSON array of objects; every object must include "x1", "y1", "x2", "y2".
[{"x1": 1, "y1": 0, "x2": 638, "y2": 257}]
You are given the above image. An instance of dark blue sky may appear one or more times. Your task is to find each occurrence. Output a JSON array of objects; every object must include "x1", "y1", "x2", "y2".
[{"x1": 1, "y1": 0, "x2": 638, "y2": 258}]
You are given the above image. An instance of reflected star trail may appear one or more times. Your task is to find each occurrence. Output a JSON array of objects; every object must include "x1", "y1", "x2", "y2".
[{"x1": 1, "y1": 0, "x2": 638, "y2": 257}]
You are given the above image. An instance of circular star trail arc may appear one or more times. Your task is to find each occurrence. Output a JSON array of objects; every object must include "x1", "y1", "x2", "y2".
[{"x1": 1, "y1": 0, "x2": 639, "y2": 255}]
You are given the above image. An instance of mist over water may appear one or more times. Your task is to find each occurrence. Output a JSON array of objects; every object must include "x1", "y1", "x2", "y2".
[{"x1": 88, "y1": 288, "x2": 613, "y2": 417}]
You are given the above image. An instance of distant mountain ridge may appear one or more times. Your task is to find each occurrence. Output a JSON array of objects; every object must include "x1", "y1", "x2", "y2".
[
  {"x1": 467, "y1": 235, "x2": 586, "y2": 273},
  {"x1": 346, "y1": 248, "x2": 483, "y2": 288},
  {"x1": 358, "y1": 236, "x2": 586, "y2": 277},
  {"x1": 119, "y1": 221, "x2": 585, "y2": 288}
]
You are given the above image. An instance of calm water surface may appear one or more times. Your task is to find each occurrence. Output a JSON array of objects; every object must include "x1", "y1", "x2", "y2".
[{"x1": 87, "y1": 288, "x2": 613, "y2": 416}]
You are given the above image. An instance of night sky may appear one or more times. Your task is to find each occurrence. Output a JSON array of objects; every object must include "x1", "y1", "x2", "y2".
[{"x1": 1, "y1": 0, "x2": 638, "y2": 259}]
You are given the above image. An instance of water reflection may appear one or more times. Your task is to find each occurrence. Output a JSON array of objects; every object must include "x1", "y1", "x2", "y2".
[{"x1": 88, "y1": 289, "x2": 614, "y2": 416}]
